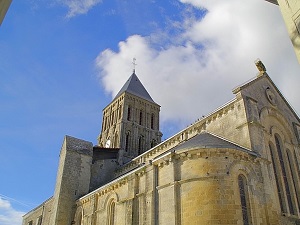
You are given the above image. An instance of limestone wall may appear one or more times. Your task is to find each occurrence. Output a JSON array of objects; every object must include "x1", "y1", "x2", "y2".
[
  {"x1": 74, "y1": 147, "x2": 284, "y2": 225},
  {"x1": 51, "y1": 136, "x2": 93, "y2": 225},
  {"x1": 204, "y1": 98, "x2": 251, "y2": 150},
  {"x1": 22, "y1": 197, "x2": 53, "y2": 225},
  {"x1": 236, "y1": 74, "x2": 300, "y2": 153},
  {"x1": 277, "y1": 0, "x2": 300, "y2": 63},
  {"x1": 90, "y1": 157, "x2": 119, "y2": 191}
]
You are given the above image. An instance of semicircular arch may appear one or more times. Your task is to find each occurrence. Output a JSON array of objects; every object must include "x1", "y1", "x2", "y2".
[
  {"x1": 260, "y1": 107, "x2": 295, "y2": 144},
  {"x1": 99, "y1": 191, "x2": 119, "y2": 210},
  {"x1": 73, "y1": 205, "x2": 83, "y2": 225},
  {"x1": 228, "y1": 160, "x2": 258, "y2": 186}
]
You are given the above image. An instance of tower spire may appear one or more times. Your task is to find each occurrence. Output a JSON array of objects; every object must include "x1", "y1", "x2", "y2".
[{"x1": 98, "y1": 68, "x2": 162, "y2": 162}]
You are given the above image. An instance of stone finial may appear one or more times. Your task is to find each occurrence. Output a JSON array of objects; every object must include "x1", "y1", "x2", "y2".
[{"x1": 255, "y1": 59, "x2": 266, "y2": 73}]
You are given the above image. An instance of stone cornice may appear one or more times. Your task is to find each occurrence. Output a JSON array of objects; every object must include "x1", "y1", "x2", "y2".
[
  {"x1": 22, "y1": 197, "x2": 54, "y2": 218},
  {"x1": 77, "y1": 146, "x2": 260, "y2": 206},
  {"x1": 151, "y1": 147, "x2": 259, "y2": 168},
  {"x1": 115, "y1": 99, "x2": 238, "y2": 176}
]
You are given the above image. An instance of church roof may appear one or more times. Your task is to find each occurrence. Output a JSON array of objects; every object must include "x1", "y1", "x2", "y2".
[
  {"x1": 113, "y1": 72, "x2": 156, "y2": 103},
  {"x1": 265, "y1": 0, "x2": 278, "y2": 5},
  {"x1": 169, "y1": 132, "x2": 256, "y2": 155}
]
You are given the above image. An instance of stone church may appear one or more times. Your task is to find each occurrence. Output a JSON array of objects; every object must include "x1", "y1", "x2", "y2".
[{"x1": 23, "y1": 61, "x2": 300, "y2": 225}]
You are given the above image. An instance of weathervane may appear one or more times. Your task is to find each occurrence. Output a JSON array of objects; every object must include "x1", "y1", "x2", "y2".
[{"x1": 132, "y1": 58, "x2": 137, "y2": 73}]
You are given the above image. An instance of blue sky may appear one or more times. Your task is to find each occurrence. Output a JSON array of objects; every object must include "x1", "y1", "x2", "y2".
[{"x1": 1, "y1": 0, "x2": 300, "y2": 224}]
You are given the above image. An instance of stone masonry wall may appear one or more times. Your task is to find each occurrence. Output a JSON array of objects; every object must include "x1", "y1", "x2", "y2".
[
  {"x1": 52, "y1": 136, "x2": 93, "y2": 225},
  {"x1": 22, "y1": 198, "x2": 53, "y2": 225},
  {"x1": 75, "y1": 147, "x2": 283, "y2": 225}
]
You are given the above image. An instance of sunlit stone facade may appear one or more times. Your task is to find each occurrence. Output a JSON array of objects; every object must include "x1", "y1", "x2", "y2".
[
  {"x1": 23, "y1": 67, "x2": 300, "y2": 225},
  {"x1": 266, "y1": 0, "x2": 300, "y2": 63}
]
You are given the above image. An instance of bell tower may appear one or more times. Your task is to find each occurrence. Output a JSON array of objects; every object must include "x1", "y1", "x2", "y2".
[{"x1": 98, "y1": 72, "x2": 162, "y2": 163}]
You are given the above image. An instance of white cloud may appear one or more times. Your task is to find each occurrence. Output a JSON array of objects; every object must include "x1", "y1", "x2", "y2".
[
  {"x1": 0, "y1": 197, "x2": 25, "y2": 225},
  {"x1": 96, "y1": 0, "x2": 300, "y2": 138},
  {"x1": 57, "y1": 0, "x2": 102, "y2": 18}
]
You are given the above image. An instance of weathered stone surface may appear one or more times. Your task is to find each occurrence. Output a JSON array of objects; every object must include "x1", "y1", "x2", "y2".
[{"x1": 23, "y1": 72, "x2": 300, "y2": 225}]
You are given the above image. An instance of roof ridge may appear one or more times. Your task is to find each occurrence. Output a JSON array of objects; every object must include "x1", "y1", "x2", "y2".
[{"x1": 205, "y1": 131, "x2": 253, "y2": 152}]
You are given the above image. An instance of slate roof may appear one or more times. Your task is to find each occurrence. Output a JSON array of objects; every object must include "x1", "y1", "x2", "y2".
[
  {"x1": 170, "y1": 132, "x2": 256, "y2": 155},
  {"x1": 265, "y1": 0, "x2": 278, "y2": 5},
  {"x1": 113, "y1": 72, "x2": 156, "y2": 104}
]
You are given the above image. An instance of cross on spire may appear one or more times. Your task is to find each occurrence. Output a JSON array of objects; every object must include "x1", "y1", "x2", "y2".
[{"x1": 132, "y1": 58, "x2": 137, "y2": 73}]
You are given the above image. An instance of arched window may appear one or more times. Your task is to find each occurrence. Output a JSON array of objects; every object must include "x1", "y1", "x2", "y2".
[
  {"x1": 269, "y1": 143, "x2": 285, "y2": 212},
  {"x1": 286, "y1": 149, "x2": 300, "y2": 211},
  {"x1": 275, "y1": 135, "x2": 294, "y2": 215},
  {"x1": 36, "y1": 216, "x2": 42, "y2": 225},
  {"x1": 108, "y1": 200, "x2": 116, "y2": 225},
  {"x1": 76, "y1": 214, "x2": 82, "y2": 225},
  {"x1": 125, "y1": 132, "x2": 130, "y2": 152},
  {"x1": 119, "y1": 105, "x2": 122, "y2": 119},
  {"x1": 294, "y1": 151, "x2": 300, "y2": 178},
  {"x1": 151, "y1": 113, "x2": 154, "y2": 129},
  {"x1": 114, "y1": 133, "x2": 118, "y2": 148},
  {"x1": 104, "y1": 116, "x2": 108, "y2": 131},
  {"x1": 102, "y1": 115, "x2": 106, "y2": 132},
  {"x1": 151, "y1": 139, "x2": 156, "y2": 148},
  {"x1": 238, "y1": 175, "x2": 252, "y2": 225},
  {"x1": 139, "y1": 110, "x2": 143, "y2": 125},
  {"x1": 138, "y1": 136, "x2": 143, "y2": 155},
  {"x1": 111, "y1": 111, "x2": 115, "y2": 126},
  {"x1": 74, "y1": 207, "x2": 83, "y2": 225},
  {"x1": 127, "y1": 106, "x2": 131, "y2": 121}
]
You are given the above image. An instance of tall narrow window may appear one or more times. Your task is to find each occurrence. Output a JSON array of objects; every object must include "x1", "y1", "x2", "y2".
[
  {"x1": 275, "y1": 135, "x2": 294, "y2": 215},
  {"x1": 151, "y1": 113, "x2": 154, "y2": 129},
  {"x1": 74, "y1": 208, "x2": 83, "y2": 225},
  {"x1": 287, "y1": 149, "x2": 300, "y2": 211},
  {"x1": 125, "y1": 132, "x2": 130, "y2": 152},
  {"x1": 108, "y1": 200, "x2": 116, "y2": 225},
  {"x1": 102, "y1": 114, "x2": 105, "y2": 132},
  {"x1": 238, "y1": 175, "x2": 251, "y2": 225},
  {"x1": 139, "y1": 110, "x2": 143, "y2": 125},
  {"x1": 36, "y1": 216, "x2": 42, "y2": 225},
  {"x1": 114, "y1": 133, "x2": 118, "y2": 148},
  {"x1": 127, "y1": 106, "x2": 131, "y2": 121},
  {"x1": 103, "y1": 116, "x2": 107, "y2": 131},
  {"x1": 138, "y1": 136, "x2": 143, "y2": 155},
  {"x1": 107, "y1": 116, "x2": 110, "y2": 129},
  {"x1": 111, "y1": 111, "x2": 115, "y2": 126},
  {"x1": 294, "y1": 151, "x2": 300, "y2": 181},
  {"x1": 119, "y1": 105, "x2": 122, "y2": 120},
  {"x1": 151, "y1": 139, "x2": 156, "y2": 148},
  {"x1": 269, "y1": 143, "x2": 285, "y2": 212}
]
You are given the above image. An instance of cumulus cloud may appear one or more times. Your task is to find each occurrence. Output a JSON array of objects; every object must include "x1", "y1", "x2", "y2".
[
  {"x1": 57, "y1": 0, "x2": 102, "y2": 18},
  {"x1": 0, "y1": 197, "x2": 25, "y2": 225},
  {"x1": 96, "y1": 0, "x2": 300, "y2": 138}
]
